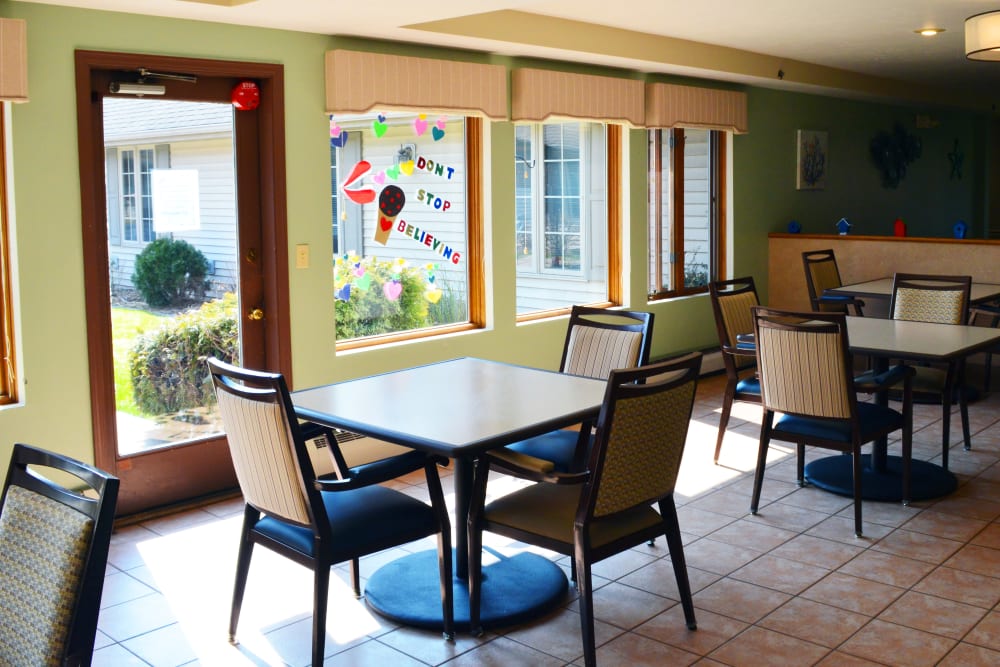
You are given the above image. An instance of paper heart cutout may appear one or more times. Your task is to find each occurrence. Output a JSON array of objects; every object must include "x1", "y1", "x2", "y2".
[
  {"x1": 330, "y1": 123, "x2": 342, "y2": 137},
  {"x1": 377, "y1": 113, "x2": 386, "y2": 123},
  {"x1": 424, "y1": 288, "x2": 443, "y2": 304},
  {"x1": 354, "y1": 273, "x2": 372, "y2": 291},
  {"x1": 334, "y1": 283, "x2": 351, "y2": 301},
  {"x1": 432, "y1": 127, "x2": 445, "y2": 141},
  {"x1": 352, "y1": 264, "x2": 365, "y2": 277},
  {"x1": 372, "y1": 171, "x2": 386, "y2": 185},
  {"x1": 343, "y1": 188, "x2": 375, "y2": 204},
  {"x1": 373, "y1": 119, "x2": 387, "y2": 138},
  {"x1": 427, "y1": 274, "x2": 436, "y2": 284},
  {"x1": 379, "y1": 215, "x2": 393, "y2": 231},
  {"x1": 413, "y1": 117, "x2": 428, "y2": 136},
  {"x1": 343, "y1": 160, "x2": 371, "y2": 186},
  {"x1": 436, "y1": 117, "x2": 446, "y2": 131},
  {"x1": 329, "y1": 133, "x2": 348, "y2": 148},
  {"x1": 386, "y1": 164, "x2": 401, "y2": 180},
  {"x1": 400, "y1": 160, "x2": 415, "y2": 176},
  {"x1": 383, "y1": 280, "x2": 403, "y2": 301}
]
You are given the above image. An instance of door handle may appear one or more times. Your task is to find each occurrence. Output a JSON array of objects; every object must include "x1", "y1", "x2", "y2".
[{"x1": 247, "y1": 308, "x2": 264, "y2": 321}]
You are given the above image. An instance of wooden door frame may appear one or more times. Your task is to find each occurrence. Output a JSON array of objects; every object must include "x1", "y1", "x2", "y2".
[{"x1": 75, "y1": 50, "x2": 291, "y2": 515}]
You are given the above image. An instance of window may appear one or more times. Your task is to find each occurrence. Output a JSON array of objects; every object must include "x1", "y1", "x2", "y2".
[
  {"x1": 330, "y1": 137, "x2": 340, "y2": 254},
  {"x1": 648, "y1": 128, "x2": 726, "y2": 298},
  {"x1": 118, "y1": 146, "x2": 157, "y2": 244},
  {"x1": 0, "y1": 104, "x2": 16, "y2": 404},
  {"x1": 328, "y1": 112, "x2": 481, "y2": 345},
  {"x1": 514, "y1": 122, "x2": 609, "y2": 314}
]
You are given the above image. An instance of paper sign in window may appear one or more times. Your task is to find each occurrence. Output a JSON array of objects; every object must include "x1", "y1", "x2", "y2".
[{"x1": 152, "y1": 169, "x2": 201, "y2": 232}]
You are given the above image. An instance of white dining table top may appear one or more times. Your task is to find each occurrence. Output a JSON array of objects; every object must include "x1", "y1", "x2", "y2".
[
  {"x1": 846, "y1": 315, "x2": 1000, "y2": 361},
  {"x1": 291, "y1": 357, "x2": 607, "y2": 459},
  {"x1": 830, "y1": 277, "x2": 1000, "y2": 305}
]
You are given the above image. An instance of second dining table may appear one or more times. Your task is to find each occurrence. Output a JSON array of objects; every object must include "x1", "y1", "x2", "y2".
[{"x1": 291, "y1": 357, "x2": 607, "y2": 632}]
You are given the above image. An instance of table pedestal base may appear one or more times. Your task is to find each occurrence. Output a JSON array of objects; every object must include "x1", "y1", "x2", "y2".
[
  {"x1": 804, "y1": 454, "x2": 957, "y2": 502},
  {"x1": 364, "y1": 549, "x2": 568, "y2": 632}
]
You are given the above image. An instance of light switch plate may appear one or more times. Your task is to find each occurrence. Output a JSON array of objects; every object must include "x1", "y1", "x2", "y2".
[{"x1": 295, "y1": 244, "x2": 309, "y2": 269}]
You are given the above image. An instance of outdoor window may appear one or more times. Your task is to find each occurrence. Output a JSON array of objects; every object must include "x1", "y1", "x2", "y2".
[
  {"x1": 118, "y1": 146, "x2": 157, "y2": 244},
  {"x1": 328, "y1": 112, "x2": 479, "y2": 344},
  {"x1": 0, "y1": 104, "x2": 16, "y2": 404},
  {"x1": 514, "y1": 122, "x2": 608, "y2": 314},
  {"x1": 330, "y1": 142, "x2": 340, "y2": 255},
  {"x1": 648, "y1": 128, "x2": 726, "y2": 298}
]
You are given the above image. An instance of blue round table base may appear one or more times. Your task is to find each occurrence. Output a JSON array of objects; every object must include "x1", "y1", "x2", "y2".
[
  {"x1": 804, "y1": 454, "x2": 957, "y2": 502},
  {"x1": 364, "y1": 549, "x2": 568, "y2": 632}
]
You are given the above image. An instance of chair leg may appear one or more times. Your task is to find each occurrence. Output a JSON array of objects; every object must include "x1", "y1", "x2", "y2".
[
  {"x1": 229, "y1": 506, "x2": 257, "y2": 643},
  {"x1": 312, "y1": 561, "x2": 330, "y2": 667},
  {"x1": 659, "y1": 499, "x2": 696, "y2": 630},
  {"x1": 425, "y1": 459, "x2": 454, "y2": 641},
  {"x1": 714, "y1": 383, "x2": 737, "y2": 464},
  {"x1": 574, "y1": 546, "x2": 597, "y2": 667},
  {"x1": 750, "y1": 416, "x2": 773, "y2": 515},
  {"x1": 959, "y1": 362, "x2": 972, "y2": 452},
  {"x1": 852, "y1": 448, "x2": 863, "y2": 538},
  {"x1": 350, "y1": 558, "x2": 361, "y2": 598}
]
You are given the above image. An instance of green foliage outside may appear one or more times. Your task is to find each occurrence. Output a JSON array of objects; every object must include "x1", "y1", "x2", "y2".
[
  {"x1": 334, "y1": 255, "x2": 466, "y2": 340},
  {"x1": 112, "y1": 307, "x2": 169, "y2": 416},
  {"x1": 129, "y1": 293, "x2": 238, "y2": 415},
  {"x1": 132, "y1": 237, "x2": 211, "y2": 307}
]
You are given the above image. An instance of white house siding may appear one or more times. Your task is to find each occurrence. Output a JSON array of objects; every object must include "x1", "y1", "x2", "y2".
[
  {"x1": 103, "y1": 98, "x2": 237, "y2": 300},
  {"x1": 515, "y1": 124, "x2": 608, "y2": 314},
  {"x1": 337, "y1": 116, "x2": 468, "y2": 305},
  {"x1": 683, "y1": 131, "x2": 711, "y2": 283}
]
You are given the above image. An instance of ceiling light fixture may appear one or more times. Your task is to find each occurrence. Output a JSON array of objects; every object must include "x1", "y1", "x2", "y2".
[
  {"x1": 915, "y1": 28, "x2": 945, "y2": 37},
  {"x1": 966, "y1": 10, "x2": 1000, "y2": 60}
]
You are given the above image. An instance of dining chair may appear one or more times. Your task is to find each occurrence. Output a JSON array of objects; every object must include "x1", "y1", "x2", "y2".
[
  {"x1": 750, "y1": 307, "x2": 913, "y2": 537},
  {"x1": 709, "y1": 276, "x2": 762, "y2": 464},
  {"x1": 499, "y1": 305, "x2": 654, "y2": 473},
  {"x1": 889, "y1": 273, "x2": 972, "y2": 469},
  {"x1": 802, "y1": 248, "x2": 865, "y2": 315},
  {"x1": 969, "y1": 302, "x2": 1000, "y2": 393},
  {"x1": 206, "y1": 358, "x2": 454, "y2": 667},
  {"x1": 467, "y1": 353, "x2": 702, "y2": 667},
  {"x1": 0, "y1": 443, "x2": 119, "y2": 667}
]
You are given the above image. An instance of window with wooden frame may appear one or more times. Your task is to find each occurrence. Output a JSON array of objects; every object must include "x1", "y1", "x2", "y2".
[
  {"x1": 648, "y1": 128, "x2": 727, "y2": 298},
  {"x1": 328, "y1": 112, "x2": 484, "y2": 347},
  {"x1": 0, "y1": 104, "x2": 17, "y2": 404}
]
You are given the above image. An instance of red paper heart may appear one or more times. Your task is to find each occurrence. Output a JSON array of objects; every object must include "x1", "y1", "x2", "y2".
[{"x1": 379, "y1": 215, "x2": 392, "y2": 231}]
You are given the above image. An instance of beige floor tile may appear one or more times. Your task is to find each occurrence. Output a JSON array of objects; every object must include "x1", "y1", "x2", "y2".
[
  {"x1": 800, "y1": 572, "x2": 903, "y2": 616},
  {"x1": 758, "y1": 597, "x2": 869, "y2": 648},
  {"x1": 965, "y1": 609, "x2": 1000, "y2": 651},
  {"x1": 706, "y1": 518, "x2": 798, "y2": 551},
  {"x1": 676, "y1": 506, "x2": 739, "y2": 536},
  {"x1": 836, "y1": 550, "x2": 935, "y2": 588},
  {"x1": 709, "y1": 626, "x2": 829, "y2": 666},
  {"x1": 943, "y1": 543, "x2": 1000, "y2": 577},
  {"x1": 428, "y1": 635, "x2": 564, "y2": 667},
  {"x1": 912, "y1": 565, "x2": 1000, "y2": 608},
  {"x1": 502, "y1": 606, "x2": 623, "y2": 663},
  {"x1": 636, "y1": 606, "x2": 748, "y2": 656},
  {"x1": 839, "y1": 619, "x2": 956, "y2": 667},
  {"x1": 595, "y1": 631, "x2": 701, "y2": 666},
  {"x1": 872, "y1": 528, "x2": 965, "y2": 564},
  {"x1": 693, "y1": 578, "x2": 791, "y2": 624},
  {"x1": 877, "y1": 590, "x2": 987, "y2": 639},
  {"x1": 584, "y1": 581, "x2": 675, "y2": 630},
  {"x1": 813, "y1": 651, "x2": 885, "y2": 666},
  {"x1": 900, "y1": 509, "x2": 990, "y2": 541},
  {"x1": 728, "y1": 554, "x2": 830, "y2": 595},
  {"x1": 617, "y1": 560, "x2": 721, "y2": 599},
  {"x1": 682, "y1": 537, "x2": 766, "y2": 575},
  {"x1": 970, "y1": 521, "x2": 1000, "y2": 548},
  {"x1": 937, "y1": 642, "x2": 1000, "y2": 667},
  {"x1": 768, "y1": 534, "x2": 865, "y2": 570}
]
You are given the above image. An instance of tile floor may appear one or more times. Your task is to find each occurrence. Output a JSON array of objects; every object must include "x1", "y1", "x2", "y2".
[{"x1": 93, "y1": 372, "x2": 1000, "y2": 666}]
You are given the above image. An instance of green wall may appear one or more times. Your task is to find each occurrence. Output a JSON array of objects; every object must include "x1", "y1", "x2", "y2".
[{"x1": 0, "y1": 1, "x2": 988, "y2": 470}]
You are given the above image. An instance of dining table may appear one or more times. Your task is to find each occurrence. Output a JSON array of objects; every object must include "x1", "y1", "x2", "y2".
[
  {"x1": 801, "y1": 316, "x2": 1000, "y2": 502},
  {"x1": 291, "y1": 357, "x2": 607, "y2": 632}
]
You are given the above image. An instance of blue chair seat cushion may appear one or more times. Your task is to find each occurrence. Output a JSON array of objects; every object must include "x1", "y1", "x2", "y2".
[
  {"x1": 504, "y1": 430, "x2": 590, "y2": 473},
  {"x1": 253, "y1": 484, "x2": 438, "y2": 562},
  {"x1": 736, "y1": 376, "x2": 760, "y2": 396},
  {"x1": 773, "y1": 402, "x2": 903, "y2": 443}
]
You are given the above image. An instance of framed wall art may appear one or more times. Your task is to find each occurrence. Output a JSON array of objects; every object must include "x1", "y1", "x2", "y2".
[{"x1": 796, "y1": 129, "x2": 827, "y2": 190}]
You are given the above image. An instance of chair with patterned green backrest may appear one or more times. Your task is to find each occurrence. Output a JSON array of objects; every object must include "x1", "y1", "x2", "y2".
[
  {"x1": 467, "y1": 353, "x2": 701, "y2": 667},
  {"x1": 889, "y1": 273, "x2": 972, "y2": 469},
  {"x1": 750, "y1": 307, "x2": 913, "y2": 537},
  {"x1": 499, "y1": 305, "x2": 654, "y2": 474},
  {"x1": 0, "y1": 443, "x2": 119, "y2": 667},
  {"x1": 709, "y1": 277, "x2": 762, "y2": 464},
  {"x1": 802, "y1": 248, "x2": 865, "y2": 315}
]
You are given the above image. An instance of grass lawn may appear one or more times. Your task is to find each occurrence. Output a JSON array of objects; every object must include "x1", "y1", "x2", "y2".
[{"x1": 112, "y1": 307, "x2": 169, "y2": 416}]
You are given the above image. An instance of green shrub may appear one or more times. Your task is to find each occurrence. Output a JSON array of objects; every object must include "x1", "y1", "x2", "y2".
[
  {"x1": 132, "y1": 238, "x2": 210, "y2": 307},
  {"x1": 129, "y1": 293, "x2": 238, "y2": 414},
  {"x1": 334, "y1": 256, "x2": 430, "y2": 339}
]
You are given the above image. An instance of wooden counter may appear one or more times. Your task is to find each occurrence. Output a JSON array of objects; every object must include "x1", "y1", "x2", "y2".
[{"x1": 768, "y1": 233, "x2": 1000, "y2": 312}]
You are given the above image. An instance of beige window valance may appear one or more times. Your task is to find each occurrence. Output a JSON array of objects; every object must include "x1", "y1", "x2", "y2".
[
  {"x1": 325, "y1": 49, "x2": 507, "y2": 119},
  {"x1": 0, "y1": 18, "x2": 28, "y2": 103},
  {"x1": 511, "y1": 68, "x2": 644, "y2": 127},
  {"x1": 645, "y1": 82, "x2": 747, "y2": 134}
]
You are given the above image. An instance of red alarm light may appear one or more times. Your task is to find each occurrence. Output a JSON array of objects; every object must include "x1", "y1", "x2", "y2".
[{"x1": 231, "y1": 80, "x2": 260, "y2": 111}]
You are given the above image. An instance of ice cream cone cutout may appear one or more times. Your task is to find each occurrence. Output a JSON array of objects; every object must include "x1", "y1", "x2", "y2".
[{"x1": 375, "y1": 185, "x2": 405, "y2": 245}]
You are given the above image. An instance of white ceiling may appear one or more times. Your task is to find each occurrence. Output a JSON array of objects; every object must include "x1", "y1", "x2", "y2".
[{"x1": 22, "y1": 0, "x2": 1000, "y2": 105}]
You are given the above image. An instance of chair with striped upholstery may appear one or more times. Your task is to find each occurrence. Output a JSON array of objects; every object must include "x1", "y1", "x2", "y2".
[
  {"x1": 749, "y1": 307, "x2": 913, "y2": 537},
  {"x1": 0, "y1": 443, "x2": 119, "y2": 667},
  {"x1": 467, "y1": 353, "x2": 702, "y2": 667},
  {"x1": 500, "y1": 305, "x2": 654, "y2": 473},
  {"x1": 889, "y1": 273, "x2": 973, "y2": 469},
  {"x1": 206, "y1": 358, "x2": 454, "y2": 667},
  {"x1": 802, "y1": 248, "x2": 865, "y2": 315},
  {"x1": 709, "y1": 277, "x2": 762, "y2": 464}
]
